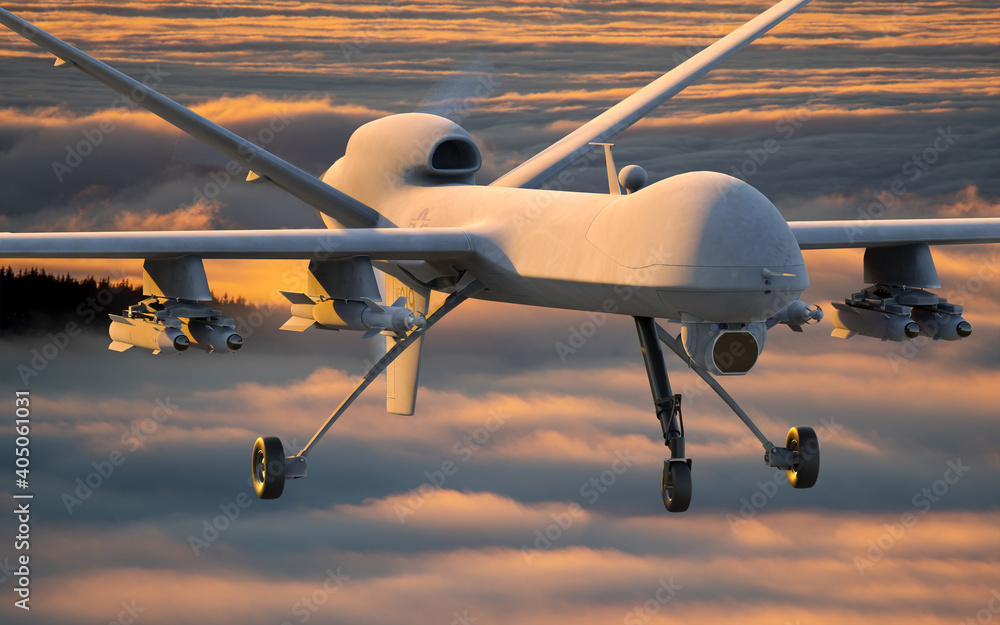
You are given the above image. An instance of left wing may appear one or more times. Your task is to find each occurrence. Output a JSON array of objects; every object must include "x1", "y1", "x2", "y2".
[
  {"x1": 491, "y1": 0, "x2": 813, "y2": 189},
  {"x1": 0, "y1": 228, "x2": 472, "y2": 259},
  {"x1": 0, "y1": 8, "x2": 383, "y2": 229},
  {"x1": 789, "y1": 218, "x2": 1000, "y2": 249}
]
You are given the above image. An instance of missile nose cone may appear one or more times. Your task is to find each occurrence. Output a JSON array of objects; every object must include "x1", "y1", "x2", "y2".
[
  {"x1": 412, "y1": 314, "x2": 427, "y2": 329},
  {"x1": 173, "y1": 334, "x2": 190, "y2": 352},
  {"x1": 956, "y1": 320, "x2": 972, "y2": 338},
  {"x1": 904, "y1": 322, "x2": 921, "y2": 339},
  {"x1": 227, "y1": 334, "x2": 244, "y2": 351},
  {"x1": 811, "y1": 305, "x2": 824, "y2": 321}
]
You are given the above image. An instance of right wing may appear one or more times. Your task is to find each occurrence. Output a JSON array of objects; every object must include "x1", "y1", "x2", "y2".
[
  {"x1": 788, "y1": 218, "x2": 1000, "y2": 249},
  {"x1": 0, "y1": 228, "x2": 472, "y2": 260},
  {"x1": 491, "y1": 0, "x2": 813, "y2": 189},
  {"x1": 0, "y1": 8, "x2": 382, "y2": 229}
]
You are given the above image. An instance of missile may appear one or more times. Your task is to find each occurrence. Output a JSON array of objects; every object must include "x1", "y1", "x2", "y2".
[
  {"x1": 768, "y1": 299, "x2": 823, "y2": 332},
  {"x1": 829, "y1": 302, "x2": 920, "y2": 342},
  {"x1": 109, "y1": 314, "x2": 190, "y2": 354},
  {"x1": 910, "y1": 307, "x2": 972, "y2": 341},
  {"x1": 184, "y1": 320, "x2": 244, "y2": 352},
  {"x1": 280, "y1": 293, "x2": 425, "y2": 338}
]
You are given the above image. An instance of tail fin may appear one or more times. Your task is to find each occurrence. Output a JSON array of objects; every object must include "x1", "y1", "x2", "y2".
[{"x1": 383, "y1": 273, "x2": 430, "y2": 415}]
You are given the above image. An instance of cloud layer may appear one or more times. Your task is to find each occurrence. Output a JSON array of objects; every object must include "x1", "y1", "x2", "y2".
[{"x1": 0, "y1": 2, "x2": 998, "y2": 624}]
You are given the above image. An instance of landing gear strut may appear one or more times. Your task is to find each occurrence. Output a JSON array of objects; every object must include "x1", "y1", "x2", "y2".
[
  {"x1": 635, "y1": 317, "x2": 691, "y2": 512},
  {"x1": 635, "y1": 318, "x2": 821, "y2": 513},
  {"x1": 250, "y1": 279, "x2": 484, "y2": 499}
]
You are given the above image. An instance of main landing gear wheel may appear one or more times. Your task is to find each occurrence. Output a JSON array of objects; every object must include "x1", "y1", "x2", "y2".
[
  {"x1": 785, "y1": 426, "x2": 820, "y2": 489},
  {"x1": 252, "y1": 436, "x2": 285, "y2": 499},
  {"x1": 662, "y1": 460, "x2": 692, "y2": 512}
]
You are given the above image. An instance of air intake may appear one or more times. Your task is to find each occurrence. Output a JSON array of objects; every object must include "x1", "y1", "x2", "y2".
[{"x1": 427, "y1": 136, "x2": 481, "y2": 176}]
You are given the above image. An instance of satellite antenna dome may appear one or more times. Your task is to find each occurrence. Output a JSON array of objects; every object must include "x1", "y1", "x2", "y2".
[{"x1": 618, "y1": 165, "x2": 648, "y2": 193}]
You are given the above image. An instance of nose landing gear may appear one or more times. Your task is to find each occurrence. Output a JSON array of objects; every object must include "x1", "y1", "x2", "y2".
[
  {"x1": 635, "y1": 316, "x2": 693, "y2": 512},
  {"x1": 635, "y1": 317, "x2": 821, "y2": 513},
  {"x1": 662, "y1": 459, "x2": 692, "y2": 512}
]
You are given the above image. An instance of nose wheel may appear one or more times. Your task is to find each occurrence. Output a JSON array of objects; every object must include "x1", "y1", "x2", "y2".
[{"x1": 662, "y1": 460, "x2": 692, "y2": 512}]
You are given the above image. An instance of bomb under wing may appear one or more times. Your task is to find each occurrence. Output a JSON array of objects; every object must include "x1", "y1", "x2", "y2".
[
  {"x1": 108, "y1": 297, "x2": 243, "y2": 354},
  {"x1": 279, "y1": 292, "x2": 425, "y2": 338},
  {"x1": 830, "y1": 285, "x2": 971, "y2": 342},
  {"x1": 109, "y1": 314, "x2": 190, "y2": 354}
]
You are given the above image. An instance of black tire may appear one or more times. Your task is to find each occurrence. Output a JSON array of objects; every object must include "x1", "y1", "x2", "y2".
[
  {"x1": 786, "y1": 426, "x2": 820, "y2": 489},
  {"x1": 252, "y1": 436, "x2": 285, "y2": 499},
  {"x1": 662, "y1": 460, "x2": 692, "y2": 512}
]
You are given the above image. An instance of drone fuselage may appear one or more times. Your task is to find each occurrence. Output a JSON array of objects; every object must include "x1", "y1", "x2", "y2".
[{"x1": 321, "y1": 113, "x2": 809, "y2": 323}]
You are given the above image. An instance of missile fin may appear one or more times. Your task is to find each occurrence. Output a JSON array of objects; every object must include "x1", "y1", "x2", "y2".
[
  {"x1": 280, "y1": 291, "x2": 315, "y2": 305},
  {"x1": 108, "y1": 341, "x2": 133, "y2": 352},
  {"x1": 361, "y1": 326, "x2": 383, "y2": 340},
  {"x1": 831, "y1": 328, "x2": 856, "y2": 339},
  {"x1": 280, "y1": 317, "x2": 315, "y2": 332}
]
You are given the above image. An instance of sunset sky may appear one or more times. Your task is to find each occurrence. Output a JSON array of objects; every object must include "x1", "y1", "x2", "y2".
[{"x1": 1, "y1": 1, "x2": 998, "y2": 624}]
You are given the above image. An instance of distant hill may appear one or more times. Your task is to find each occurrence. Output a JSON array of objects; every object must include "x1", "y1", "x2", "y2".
[{"x1": 0, "y1": 267, "x2": 263, "y2": 336}]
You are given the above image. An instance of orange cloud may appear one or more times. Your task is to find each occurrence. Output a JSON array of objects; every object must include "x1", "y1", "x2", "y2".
[{"x1": 21, "y1": 505, "x2": 1000, "y2": 625}]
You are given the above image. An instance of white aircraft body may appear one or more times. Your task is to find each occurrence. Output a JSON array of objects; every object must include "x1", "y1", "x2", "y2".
[{"x1": 2, "y1": 0, "x2": 998, "y2": 511}]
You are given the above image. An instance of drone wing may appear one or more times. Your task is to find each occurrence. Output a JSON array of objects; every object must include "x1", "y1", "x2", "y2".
[
  {"x1": 491, "y1": 0, "x2": 813, "y2": 189},
  {"x1": 0, "y1": 228, "x2": 472, "y2": 260},
  {"x1": 788, "y1": 218, "x2": 1000, "y2": 249},
  {"x1": 0, "y1": 8, "x2": 382, "y2": 229}
]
